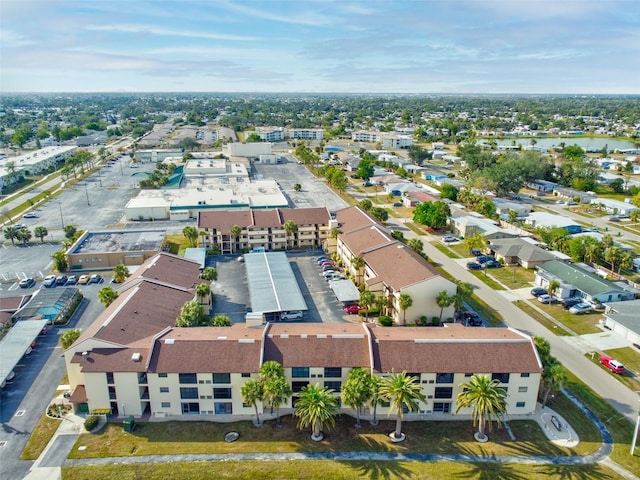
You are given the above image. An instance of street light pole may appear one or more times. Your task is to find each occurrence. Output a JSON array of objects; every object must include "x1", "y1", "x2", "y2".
[
  {"x1": 84, "y1": 184, "x2": 90, "y2": 206},
  {"x1": 631, "y1": 395, "x2": 640, "y2": 456},
  {"x1": 57, "y1": 202, "x2": 64, "y2": 229}
]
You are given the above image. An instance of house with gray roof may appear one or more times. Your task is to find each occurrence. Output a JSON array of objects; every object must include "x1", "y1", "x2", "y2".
[
  {"x1": 488, "y1": 238, "x2": 555, "y2": 269},
  {"x1": 602, "y1": 300, "x2": 640, "y2": 346},
  {"x1": 535, "y1": 260, "x2": 638, "y2": 303}
]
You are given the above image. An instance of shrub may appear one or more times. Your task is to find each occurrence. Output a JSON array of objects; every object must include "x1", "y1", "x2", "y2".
[
  {"x1": 431, "y1": 316, "x2": 440, "y2": 326},
  {"x1": 84, "y1": 415, "x2": 99, "y2": 431},
  {"x1": 420, "y1": 315, "x2": 428, "y2": 326},
  {"x1": 378, "y1": 315, "x2": 393, "y2": 327}
]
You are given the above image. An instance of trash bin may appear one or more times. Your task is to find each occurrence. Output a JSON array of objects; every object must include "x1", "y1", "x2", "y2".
[{"x1": 123, "y1": 416, "x2": 136, "y2": 433}]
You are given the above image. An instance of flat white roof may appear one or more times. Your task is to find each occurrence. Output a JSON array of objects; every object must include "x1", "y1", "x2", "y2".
[{"x1": 0, "y1": 320, "x2": 49, "y2": 384}]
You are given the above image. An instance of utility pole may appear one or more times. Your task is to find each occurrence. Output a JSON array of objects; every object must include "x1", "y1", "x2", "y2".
[
  {"x1": 57, "y1": 202, "x2": 64, "y2": 229},
  {"x1": 631, "y1": 394, "x2": 640, "y2": 456},
  {"x1": 84, "y1": 184, "x2": 90, "y2": 206}
]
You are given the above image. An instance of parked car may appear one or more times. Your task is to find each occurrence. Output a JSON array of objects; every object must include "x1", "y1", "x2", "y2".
[
  {"x1": 88, "y1": 274, "x2": 102, "y2": 284},
  {"x1": 19, "y1": 278, "x2": 35, "y2": 289},
  {"x1": 465, "y1": 312, "x2": 482, "y2": 326},
  {"x1": 561, "y1": 297, "x2": 583, "y2": 309},
  {"x1": 569, "y1": 303, "x2": 592, "y2": 314},
  {"x1": 316, "y1": 255, "x2": 328, "y2": 262},
  {"x1": 392, "y1": 202, "x2": 403, "y2": 207},
  {"x1": 442, "y1": 235, "x2": 457, "y2": 243},
  {"x1": 482, "y1": 259, "x2": 502, "y2": 268},
  {"x1": 14, "y1": 223, "x2": 26, "y2": 229},
  {"x1": 537, "y1": 294, "x2": 556, "y2": 304},
  {"x1": 470, "y1": 248, "x2": 482, "y2": 257},
  {"x1": 466, "y1": 262, "x2": 482, "y2": 270},
  {"x1": 344, "y1": 304, "x2": 361, "y2": 314},
  {"x1": 325, "y1": 272, "x2": 342, "y2": 281},
  {"x1": 65, "y1": 275, "x2": 79, "y2": 286},
  {"x1": 55, "y1": 275, "x2": 68, "y2": 286},
  {"x1": 530, "y1": 287, "x2": 547, "y2": 297},
  {"x1": 280, "y1": 311, "x2": 303, "y2": 321},
  {"x1": 23, "y1": 212, "x2": 38, "y2": 218},
  {"x1": 43, "y1": 275, "x2": 57, "y2": 287},
  {"x1": 319, "y1": 260, "x2": 336, "y2": 267},
  {"x1": 78, "y1": 275, "x2": 90, "y2": 285},
  {"x1": 599, "y1": 355, "x2": 625, "y2": 374},
  {"x1": 476, "y1": 255, "x2": 495, "y2": 264},
  {"x1": 321, "y1": 269, "x2": 336, "y2": 277}
]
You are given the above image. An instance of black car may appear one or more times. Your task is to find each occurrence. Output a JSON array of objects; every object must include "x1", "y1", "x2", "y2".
[
  {"x1": 466, "y1": 262, "x2": 482, "y2": 270},
  {"x1": 476, "y1": 255, "x2": 495, "y2": 264},
  {"x1": 465, "y1": 312, "x2": 482, "y2": 326},
  {"x1": 55, "y1": 275, "x2": 68, "y2": 286},
  {"x1": 470, "y1": 248, "x2": 482, "y2": 257},
  {"x1": 561, "y1": 297, "x2": 583, "y2": 309},
  {"x1": 482, "y1": 259, "x2": 502, "y2": 268},
  {"x1": 530, "y1": 287, "x2": 547, "y2": 297}
]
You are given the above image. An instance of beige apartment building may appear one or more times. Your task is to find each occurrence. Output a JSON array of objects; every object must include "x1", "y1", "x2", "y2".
[{"x1": 64, "y1": 252, "x2": 542, "y2": 420}]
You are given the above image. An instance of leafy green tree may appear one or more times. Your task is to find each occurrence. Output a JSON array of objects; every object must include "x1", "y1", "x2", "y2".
[
  {"x1": 398, "y1": 293, "x2": 413, "y2": 325},
  {"x1": 294, "y1": 383, "x2": 338, "y2": 441},
  {"x1": 293, "y1": 183, "x2": 302, "y2": 192},
  {"x1": 440, "y1": 184, "x2": 458, "y2": 201},
  {"x1": 453, "y1": 281, "x2": 474, "y2": 313},
  {"x1": 246, "y1": 133, "x2": 263, "y2": 142},
  {"x1": 463, "y1": 232, "x2": 487, "y2": 254},
  {"x1": 341, "y1": 368, "x2": 373, "y2": 428},
  {"x1": 212, "y1": 314, "x2": 231, "y2": 327},
  {"x1": 241, "y1": 379, "x2": 265, "y2": 425},
  {"x1": 52, "y1": 250, "x2": 68, "y2": 272},
  {"x1": 379, "y1": 371, "x2": 426, "y2": 441},
  {"x1": 175, "y1": 300, "x2": 206, "y2": 327},
  {"x1": 201, "y1": 267, "x2": 218, "y2": 281},
  {"x1": 113, "y1": 264, "x2": 130, "y2": 283},
  {"x1": 436, "y1": 290, "x2": 453, "y2": 322},
  {"x1": 356, "y1": 159, "x2": 375, "y2": 181},
  {"x1": 369, "y1": 207, "x2": 388, "y2": 223},
  {"x1": 60, "y1": 329, "x2": 81, "y2": 349},
  {"x1": 34, "y1": 226, "x2": 48, "y2": 243},
  {"x1": 546, "y1": 279, "x2": 560, "y2": 299},
  {"x1": 358, "y1": 199, "x2": 372, "y2": 211},
  {"x1": 63, "y1": 225, "x2": 77, "y2": 240},
  {"x1": 407, "y1": 145, "x2": 431, "y2": 165},
  {"x1": 413, "y1": 201, "x2": 450, "y2": 229},
  {"x1": 455, "y1": 374, "x2": 507, "y2": 441},
  {"x1": 97, "y1": 286, "x2": 119, "y2": 308},
  {"x1": 3, "y1": 226, "x2": 19, "y2": 245},
  {"x1": 183, "y1": 225, "x2": 198, "y2": 247}
]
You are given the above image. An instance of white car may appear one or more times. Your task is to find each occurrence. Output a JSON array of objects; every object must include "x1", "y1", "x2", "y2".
[
  {"x1": 280, "y1": 311, "x2": 303, "y2": 321},
  {"x1": 43, "y1": 275, "x2": 57, "y2": 287},
  {"x1": 569, "y1": 303, "x2": 592, "y2": 315}
]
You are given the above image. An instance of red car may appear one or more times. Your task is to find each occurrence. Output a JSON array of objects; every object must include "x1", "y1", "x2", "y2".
[
  {"x1": 344, "y1": 304, "x2": 361, "y2": 314},
  {"x1": 599, "y1": 355, "x2": 625, "y2": 374}
]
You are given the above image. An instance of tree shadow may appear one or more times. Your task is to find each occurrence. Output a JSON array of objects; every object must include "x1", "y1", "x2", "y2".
[
  {"x1": 340, "y1": 459, "x2": 413, "y2": 480},
  {"x1": 451, "y1": 443, "x2": 527, "y2": 480},
  {"x1": 545, "y1": 463, "x2": 615, "y2": 480}
]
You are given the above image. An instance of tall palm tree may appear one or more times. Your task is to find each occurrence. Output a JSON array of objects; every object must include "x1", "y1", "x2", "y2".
[
  {"x1": 368, "y1": 375, "x2": 384, "y2": 426},
  {"x1": 546, "y1": 279, "x2": 560, "y2": 299},
  {"x1": 195, "y1": 283, "x2": 212, "y2": 312},
  {"x1": 398, "y1": 292, "x2": 413, "y2": 325},
  {"x1": 541, "y1": 359, "x2": 567, "y2": 408},
  {"x1": 229, "y1": 225, "x2": 242, "y2": 254},
  {"x1": 351, "y1": 256, "x2": 365, "y2": 285},
  {"x1": 97, "y1": 286, "x2": 119, "y2": 308},
  {"x1": 113, "y1": 264, "x2": 130, "y2": 283},
  {"x1": 294, "y1": 383, "x2": 338, "y2": 441},
  {"x1": 455, "y1": 374, "x2": 507, "y2": 441},
  {"x1": 263, "y1": 376, "x2": 292, "y2": 426},
  {"x1": 241, "y1": 379, "x2": 264, "y2": 426},
  {"x1": 359, "y1": 290, "x2": 375, "y2": 322},
  {"x1": 379, "y1": 371, "x2": 426, "y2": 441},
  {"x1": 260, "y1": 360, "x2": 285, "y2": 381},
  {"x1": 407, "y1": 238, "x2": 423, "y2": 254},
  {"x1": 182, "y1": 225, "x2": 198, "y2": 247},
  {"x1": 341, "y1": 368, "x2": 373, "y2": 428},
  {"x1": 436, "y1": 290, "x2": 453, "y2": 322},
  {"x1": 283, "y1": 220, "x2": 298, "y2": 250}
]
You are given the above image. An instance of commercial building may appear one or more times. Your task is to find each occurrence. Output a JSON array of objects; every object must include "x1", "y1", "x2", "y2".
[
  {"x1": 0, "y1": 146, "x2": 76, "y2": 191},
  {"x1": 223, "y1": 142, "x2": 273, "y2": 158},
  {"x1": 198, "y1": 207, "x2": 332, "y2": 253},
  {"x1": 63, "y1": 252, "x2": 542, "y2": 419}
]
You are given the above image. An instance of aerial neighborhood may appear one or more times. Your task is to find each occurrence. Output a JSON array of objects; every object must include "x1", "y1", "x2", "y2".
[{"x1": 1, "y1": 93, "x2": 640, "y2": 478}]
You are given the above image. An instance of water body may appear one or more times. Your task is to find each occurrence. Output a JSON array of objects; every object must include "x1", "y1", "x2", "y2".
[{"x1": 483, "y1": 137, "x2": 636, "y2": 152}]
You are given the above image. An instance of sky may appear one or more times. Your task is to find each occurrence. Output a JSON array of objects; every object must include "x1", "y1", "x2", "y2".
[{"x1": 1, "y1": 0, "x2": 639, "y2": 94}]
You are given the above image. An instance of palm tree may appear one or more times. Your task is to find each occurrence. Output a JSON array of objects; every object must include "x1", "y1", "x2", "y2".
[
  {"x1": 436, "y1": 290, "x2": 453, "y2": 322},
  {"x1": 541, "y1": 360, "x2": 567, "y2": 408},
  {"x1": 201, "y1": 266, "x2": 217, "y2": 281},
  {"x1": 359, "y1": 290, "x2": 375, "y2": 322},
  {"x1": 229, "y1": 224, "x2": 242, "y2": 254},
  {"x1": 183, "y1": 225, "x2": 198, "y2": 247},
  {"x1": 341, "y1": 368, "x2": 373, "y2": 428},
  {"x1": 455, "y1": 374, "x2": 507, "y2": 441},
  {"x1": 3, "y1": 226, "x2": 19, "y2": 245},
  {"x1": 34, "y1": 226, "x2": 48, "y2": 243},
  {"x1": 241, "y1": 379, "x2": 264, "y2": 426},
  {"x1": 260, "y1": 360, "x2": 285, "y2": 381},
  {"x1": 618, "y1": 251, "x2": 634, "y2": 274},
  {"x1": 294, "y1": 383, "x2": 338, "y2": 441},
  {"x1": 97, "y1": 286, "x2": 119, "y2": 308},
  {"x1": 283, "y1": 220, "x2": 298, "y2": 250},
  {"x1": 407, "y1": 238, "x2": 423, "y2": 254},
  {"x1": 546, "y1": 279, "x2": 560, "y2": 299},
  {"x1": 398, "y1": 292, "x2": 413, "y2": 325},
  {"x1": 379, "y1": 371, "x2": 426, "y2": 441},
  {"x1": 330, "y1": 227, "x2": 341, "y2": 240},
  {"x1": 264, "y1": 376, "x2": 291, "y2": 426},
  {"x1": 604, "y1": 246, "x2": 622, "y2": 273},
  {"x1": 113, "y1": 264, "x2": 130, "y2": 283},
  {"x1": 368, "y1": 375, "x2": 384, "y2": 425},
  {"x1": 351, "y1": 256, "x2": 365, "y2": 284},
  {"x1": 453, "y1": 281, "x2": 474, "y2": 314},
  {"x1": 195, "y1": 282, "x2": 212, "y2": 312}
]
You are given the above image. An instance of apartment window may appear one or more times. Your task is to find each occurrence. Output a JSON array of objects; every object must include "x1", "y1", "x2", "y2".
[
  {"x1": 161, "y1": 402, "x2": 171, "y2": 408},
  {"x1": 213, "y1": 388, "x2": 232, "y2": 399},
  {"x1": 434, "y1": 387, "x2": 453, "y2": 399},
  {"x1": 518, "y1": 386, "x2": 528, "y2": 393},
  {"x1": 516, "y1": 402, "x2": 526, "y2": 408},
  {"x1": 324, "y1": 381, "x2": 342, "y2": 392},
  {"x1": 324, "y1": 367, "x2": 342, "y2": 378},
  {"x1": 433, "y1": 402, "x2": 451, "y2": 413},
  {"x1": 179, "y1": 373, "x2": 197, "y2": 384},
  {"x1": 520, "y1": 373, "x2": 530, "y2": 378},
  {"x1": 158, "y1": 373, "x2": 168, "y2": 378},
  {"x1": 180, "y1": 387, "x2": 198, "y2": 399},
  {"x1": 108, "y1": 386, "x2": 116, "y2": 400},
  {"x1": 214, "y1": 402, "x2": 233, "y2": 415},
  {"x1": 407, "y1": 373, "x2": 421, "y2": 380},
  {"x1": 160, "y1": 387, "x2": 169, "y2": 393},
  {"x1": 213, "y1": 373, "x2": 231, "y2": 384},
  {"x1": 491, "y1": 373, "x2": 510, "y2": 384},
  {"x1": 292, "y1": 367, "x2": 309, "y2": 378},
  {"x1": 435, "y1": 373, "x2": 454, "y2": 384},
  {"x1": 106, "y1": 372, "x2": 114, "y2": 384},
  {"x1": 181, "y1": 402, "x2": 199, "y2": 414},
  {"x1": 241, "y1": 373, "x2": 251, "y2": 378},
  {"x1": 464, "y1": 373, "x2": 473, "y2": 377}
]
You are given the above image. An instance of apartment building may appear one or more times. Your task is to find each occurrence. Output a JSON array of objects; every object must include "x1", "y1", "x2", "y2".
[
  {"x1": 63, "y1": 254, "x2": 542, "y2": 419},
  {"x1": 197, "y1": 207, "x2": 332, "y2": 253},
  {"x1": 286, "y1": 128, "x2": 324, "y2": 140},
  {"x1": 245, "y1": 127, "x2": 285, "y2": 142},
  {"x1": 351, "y1": 131, "x2": 413, "y2": 148}
]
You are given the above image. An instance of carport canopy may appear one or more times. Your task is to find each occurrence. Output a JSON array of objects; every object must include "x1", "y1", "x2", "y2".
[
  {"x1": 0, "y1": 319, "x2": 48, "y2": 386},
  {"x1": 244, "y1": 252, "x2": 307, "y2": 315},
  {"x1": 330, "y1": 279, "x2": 360, "y2": 304}
]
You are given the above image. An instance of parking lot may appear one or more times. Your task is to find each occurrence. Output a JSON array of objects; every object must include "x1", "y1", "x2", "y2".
[{"x1": 211, "y1": 251, "x2": 352, "y2": 324}]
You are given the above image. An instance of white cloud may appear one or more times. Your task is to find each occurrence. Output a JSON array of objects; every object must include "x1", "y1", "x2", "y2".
[{"x1": 84, "y1": 24, "x2": 259, "y2": 42}]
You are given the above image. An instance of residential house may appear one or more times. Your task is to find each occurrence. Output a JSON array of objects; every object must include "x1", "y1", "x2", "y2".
[
  {"x1": 590, "y1": 198, "x2": 639, "y2": 217},
  {"x1": 526, "y1": 180, "x2": 556, "y2": 194},
  {"x1": 601, "y1": 300, "x2": 640, "y2": 346},
  {"x1": 403, "y1": 190, "x2": 440, "y2": 208},
  {"x1": 488, "y1": 238, "x2": 556, "y2": 269},
  {"x1": 553, "y1": 187, "x2": 596, "y2": 203},
  {"x1": 450, "y1": 215, "x2": 519, "y2": 241},
  {"x1": 493, "y1": 198, "x2": 532, "y2": 218},
  {"x1": 524, "y1": 211, "x2": 582, "y2": 234},
  {"x1": 534, "y1": 260, "x2": 638, "y2": 303}
]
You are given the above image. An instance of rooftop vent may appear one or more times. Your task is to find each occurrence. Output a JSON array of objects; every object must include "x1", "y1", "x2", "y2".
[
  {"x1": 165, "y1": 339, "x2": 175, "y2": 345},
  {"x1": 131, "y1": 352, "x2": 141, "y2": 362}
]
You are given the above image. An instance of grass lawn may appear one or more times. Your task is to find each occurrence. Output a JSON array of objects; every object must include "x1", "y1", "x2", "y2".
[
  {"x1": 535, "y1": 304, "x2": 602, "y2": 335},
  {"x1": 446, "y1": 242, "x2": 471, "y2": 258},
  {"x1": 604, "y1": 347, "x2": 640, "y2": 373},
  {"x1": 469, "y1": 270, "x2": 506, "y2": 290},
  {"x1": 68, "y1": 416, "x2": 584, "y2": 460},
  {"x1": 515, "y1": 301, "x2": 572, "y2": 336},
  {"x1": 489, "y1": 266, "x2": 536, "y2": 289},
  {"x1": 430, "y1": 241, "x2": 461, "y2": 259},
  {"x1": 20, "y1": 414, "x2": 61, "y2": 460},
  {"x1": 585, "y1": 350, "x2": 640, "y2": 392},
  {"x1": 164, "y1": 234, "x2": 191, "y2": 255},
  {"x1": 61, "y1": 460, "x2": 620, "y2": 480}
]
